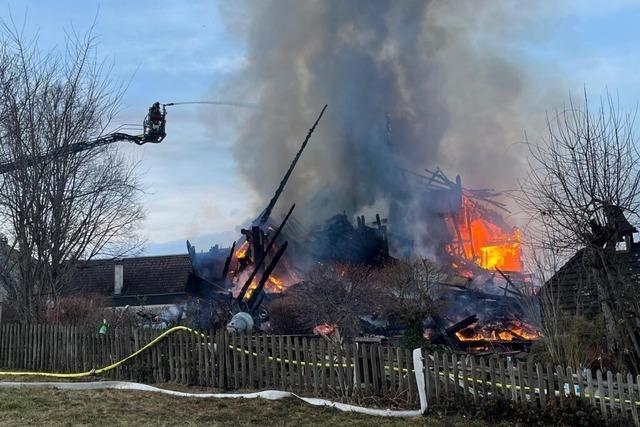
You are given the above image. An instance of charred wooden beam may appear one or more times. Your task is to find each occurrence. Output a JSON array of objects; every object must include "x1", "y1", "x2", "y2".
[
  {"x1": 237, "y1": 204, "x2": 295, "y2": 303},
  {"x1": 221, "y1": 240, "x2": 236, "y2": 279},
  {"x1": 255, "y1": 105, "x2": 327, "y2": 226},
  {"x1": 445, "y1": 314, "x2": 479, "y2": 336},
  {"x1": 247, "y1": 241, "x2": 288, "y2": 313}
]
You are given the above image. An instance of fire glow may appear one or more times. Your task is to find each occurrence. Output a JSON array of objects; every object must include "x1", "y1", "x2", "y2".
[
  {"x1": 456, "y1": 320, "x2": 541, "y2": 342},
  {"x1": 445, "y1": 195, "x2": 522, "y2": 273}
]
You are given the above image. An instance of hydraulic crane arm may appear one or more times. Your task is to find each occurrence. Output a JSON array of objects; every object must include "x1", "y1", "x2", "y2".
[
  {"x1": 0, "y1": 132, "x2": 147, "y2": 175},
  {"x1": 0, "y1": 102, "x2": 168, "y2": 175}
]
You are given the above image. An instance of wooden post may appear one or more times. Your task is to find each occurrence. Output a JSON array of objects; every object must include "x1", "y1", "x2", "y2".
[
  {"x1": 433, "y1": 352, "x2": 440, "y2": 404},
  {"x1": 607, "y1": 370, "x2": 616, "y2": 416},
  {"x1": 270, "y1": 335, "x2": 278, "y2": 389},
  {"x1": 294, "y1": 338, "x2": 302, "y2": 392},
  {"x1": 488, "y1": 358, "x2": 497, "y2": 398},
  {"x1": 536, "y1": 363, "x2": 546, "y2": 408},
  {"x1": 617, "y1": 372, "x2": 626, "y2": 416},
  {"x1": 507, "y1": 359, "x2": 517, "y2": 402},
  {"x1": 517, "y1": 363, "x2": 526, "y2": 406},
  {"x1": 597, "y1": 370, "x2": 607, "y2": 417},
  {"x1": 627, "y1": 373, "x2": 638, "y2": 426},
  {"x1": 478, "y1": 356, "x2": 487, "y2": 399},
  {"x1": 452, "y1": 353, "x2": 459, "y2": 398},
  {"x1": 461, "y1": 355, "x2": 468, "y2": 398},
  {"x1": 470, "y1": 356, "x2": 478, "y2": 403},
  {"x1": 443, "y1": 352, "x2": 451, "y2": 397},
  {"x1": 311, "y1": 339, "x2": 319, "y2": 394},
  {"x1": 586, "y1": 369, "x2": 595, "y2": 407}
]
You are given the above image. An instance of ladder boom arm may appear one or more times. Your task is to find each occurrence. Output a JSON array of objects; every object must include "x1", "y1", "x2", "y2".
[{"x1": 0, "y1": 132, "x2": 144, "y2": 175}]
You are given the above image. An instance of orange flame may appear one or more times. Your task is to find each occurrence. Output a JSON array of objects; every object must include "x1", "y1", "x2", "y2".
[
  {"x1": 445, "y1": 196, "x2": 522, "y2": 272},
  {"x1": 242, "y1": 274, "x2": 287, "y2": 299},
  {"x1": 455, "y1": 320, "x2": 541, "y2": 342},
  {"x1": 235, "y1": 241, "x2": 249, "y2": 259}
]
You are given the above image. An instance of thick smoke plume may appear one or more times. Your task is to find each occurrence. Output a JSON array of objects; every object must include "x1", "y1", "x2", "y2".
[{"x1": 218, "y1": 1, "x2": 553, "y2": 256}]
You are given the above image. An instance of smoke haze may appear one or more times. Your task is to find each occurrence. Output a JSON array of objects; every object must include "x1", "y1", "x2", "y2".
[{"x1": 217, "y1": 0, "x2": 558, "y2": 255}]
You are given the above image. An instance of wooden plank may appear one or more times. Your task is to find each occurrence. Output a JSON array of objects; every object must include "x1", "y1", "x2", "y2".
[
  {"x1": 478, "y1": 356, "x2": 486, "y2": 400},
  {"x1": 270, "y1": 335, "x2": 277, "y2": 389},
  {"x1": 225, "y1": 332, "x2": 232, "y2": 389},
  {"x1": 460, "y1": 355, "x2": 468, "y2": 398},
  {"x1": 433, "y1": 352, "x2": 440, "y2": 404},
  {"x1": 247, "y1": 335, "x2": 256, "y2": 388},
  {"x1": 294, "y1": 338, "x2": 301, "y2": 392},
  {"x1": 586, "y1": 369, "x2": 595, "y2": 407},
  {"x1": 256, "y1": 335, "x2": 263, "y2": 389},
  {"x1": 374, "y1": 345, "x2": 382, "y2": 395},
  {"x1": 286, "y1": 336, "x2": 294, "y2": 391},
  {"x1": 361, "y1": 344, "x2": 370, "y2": 395},
  {"x1": 300, "y1": 338, "x2": 308, "y2": 393},
  {"x1": 517, "y1": 362, "x2": 526, "y2": 406},
  {"x1": 217, "y1": 330, "x2": 226, "y2": 388},
  {"x1": 577, "y1": 367, "x2": 585, "y2": 401},
  {"x1": 262, "y1": 335, "x2": 270, "y2": 389},
  {"x1": 470, "y1": 356, "x2": 478, "y2": 403},
  {"x1": 452, "y1": 353, "x2": 459, "y2": 398},
  {"x1": 488, "y1": 358, "x2": 497, "y2": 398},
  {"x1": 535, "y1": 363, "x2": 545, "y2": 408},
  {"x1": 499, "y1": 359, "x2": 507, "y2": 399},
  {"x1": 597, "y1": 370, "x2": 607, "y2": 418},
  {"x1": 321, "y1": 339, "x2": 329, "y2": 396},
  {"x1": 0, "y1": 324, "x2": 6, "y2": 367},
  {"x1": 406, "y1": 349, "x2": 414, "y2": 404},
  {"x1": 423, "y1": 350, "x2": 431, "y2": 403},
  {"x1": 379, "y1": 345, "x2": 387, "y2": 396},
  {"x1": 310, "y1": 339, "x2": 318, "y2": 394},
  {"x1": 628, "y1": 373, "x2": 638, "y2": 426},
  {"x1": 168, "y1": 333, "x2": 175, "y2": 382},
  {"x1": 617, "y1": 372, "x2": 626, "y2": 416},
  {"x1": 526, "y1": 360, "x2": 534, "y2": 406},
  {"x1": 557, "y1": 365, "x2": 565, "y2": 409},
  {"x1": 343, "y1": 342, "x2": 352, "y2": 396},
  {"x1": 507, "y1": 359, "x2": 517, "y2": 402},
  {"x1": 607, "y1": 370, "x2": 616, "y2": 416},
  {"x1": 566, "y1": 366, "x2": 576, "y2": 407},
  {"x1": 207, "y1": 330, "x2": 215, "y2": 387},
  {"x1": 443, "y1": 352, "x2": 451, "y2": 397},
  {"x1": 231, "y1": 333, "x2": 239, "y2": 388},
  {"x1": 279, "y1": 336, "x2": 286, "y2": 389}
]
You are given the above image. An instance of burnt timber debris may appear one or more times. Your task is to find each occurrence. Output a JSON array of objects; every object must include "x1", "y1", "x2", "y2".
[{"x1": 141, "y1": 104, "x2": 543, "y2": 355}]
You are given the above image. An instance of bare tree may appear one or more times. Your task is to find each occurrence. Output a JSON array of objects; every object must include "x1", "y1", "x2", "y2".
[
  {"x1": 372, "y1": 258, "x2": 444, "y2": 322},
  {"x1": 269, "y1": 264, "x2": 389, "y2": 339},
  {"x1": 0, "y1": 23, "x2": 144, "y2": 321},
  {"x1": 519, "y1": 91, "x2": 640, "y2": 369}
]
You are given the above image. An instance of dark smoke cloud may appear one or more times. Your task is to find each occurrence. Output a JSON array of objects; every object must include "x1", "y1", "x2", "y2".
[{"x1": 217, "y1": 0, "x2": 556, "y2": 256}]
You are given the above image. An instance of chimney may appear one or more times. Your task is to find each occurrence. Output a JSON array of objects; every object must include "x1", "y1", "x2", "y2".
[{"x1": 114, "y1": 260, "x2": 124, "y2": 295}]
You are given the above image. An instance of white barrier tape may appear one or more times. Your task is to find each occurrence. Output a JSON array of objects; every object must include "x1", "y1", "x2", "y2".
[{"x1": 0, "y1": 381, "x2": 422, "y2": 418}]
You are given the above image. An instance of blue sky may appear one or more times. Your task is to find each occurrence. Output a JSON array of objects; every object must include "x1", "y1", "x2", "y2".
[
  {"x1": 2, "y1": 1, "x2": 640, "y2": 256},
  {"x1": 1, "y1": 0, "x2": 255, "y2": 255}
]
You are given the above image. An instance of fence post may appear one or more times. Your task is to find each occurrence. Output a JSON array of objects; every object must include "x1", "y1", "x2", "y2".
[
  {"x1": 607, "y1": 370, "x2": 616, "y2": 417},
  {"x1": 412, "y1": 348, "x2": 427, "y2": 414},
  {"x1": 627, "y1": 373, "x2": 639, "y2": 426}
]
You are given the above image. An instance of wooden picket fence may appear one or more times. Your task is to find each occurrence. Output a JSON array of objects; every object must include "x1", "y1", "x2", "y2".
[
  {"x1": 0, "y1": 323, "x2": 419, "y2": 405},
  {"x1": 418, "y1": 350, "x2": 640, "y2": 426},
  {"x1": 2, "y1": 322, "x2": 639, "y2": 423}
]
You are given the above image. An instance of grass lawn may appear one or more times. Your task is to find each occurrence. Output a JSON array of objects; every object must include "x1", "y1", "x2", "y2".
[{"x1": 0, "y1": 386, "x2": 513, "y2": 427}]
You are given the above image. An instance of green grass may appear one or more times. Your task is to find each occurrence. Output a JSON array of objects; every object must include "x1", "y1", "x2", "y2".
[{"x1": 0, "y1": 387, "x2": 509, "y2": 427}]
